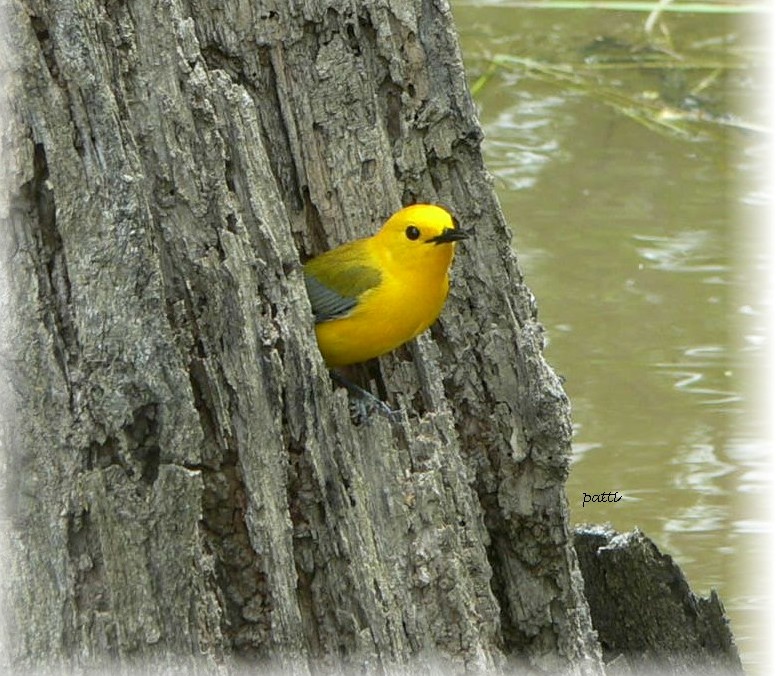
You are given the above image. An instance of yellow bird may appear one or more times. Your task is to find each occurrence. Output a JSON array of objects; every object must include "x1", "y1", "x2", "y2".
[{"x1": 304, "y1": 204, "x2": 469, "y2": 368}]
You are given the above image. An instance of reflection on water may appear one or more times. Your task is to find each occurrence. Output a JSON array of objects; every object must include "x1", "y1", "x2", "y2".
[
  {"x1": 635, "y1": 230, "x2": 727, "y2": 274},
  {"x1": 454, "y1": 2, "x2": 769, "y2": 672},
  {"x1": 656, "y1": 344, "x2": 741, "y2": 407},
  {"x1": 482, "y1": 95, "x2": 567, "y2": 190},
  {"x1": 670, "y1": 439, "x2": 736, "y2": 495}
]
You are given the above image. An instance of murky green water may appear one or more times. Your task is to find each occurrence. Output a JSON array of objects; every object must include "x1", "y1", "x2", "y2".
[{"x1": 454, "y1": 2, "x2": 770, "y2": 671}]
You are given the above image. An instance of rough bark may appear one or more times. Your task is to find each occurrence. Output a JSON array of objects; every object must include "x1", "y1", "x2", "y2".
[
  {"x1": 1, "y1": 1, "x2": 601, "y2": 674},
  {"x1": 573, "y1": 526, "x2": 743, "y2": 675}
]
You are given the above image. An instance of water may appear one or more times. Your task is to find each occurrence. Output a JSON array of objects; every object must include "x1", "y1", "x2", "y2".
[{"x1": 453, "y1": 2, "x2": 771, "y2": 671}]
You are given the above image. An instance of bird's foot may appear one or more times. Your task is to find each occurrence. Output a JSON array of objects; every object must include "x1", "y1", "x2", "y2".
[{"x1": 330, "y1": 371, "x2": 401, "y2": 423}]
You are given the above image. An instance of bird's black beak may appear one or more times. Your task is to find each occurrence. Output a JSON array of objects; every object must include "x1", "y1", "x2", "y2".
[{"x1": 427, "y1": 227, "x2": 471, "y2": 245}]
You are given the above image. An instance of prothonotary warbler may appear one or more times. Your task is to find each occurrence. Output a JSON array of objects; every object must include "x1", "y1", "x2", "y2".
[{"x1": 304, "y1": 204, "x2": 469, "y2": 368}]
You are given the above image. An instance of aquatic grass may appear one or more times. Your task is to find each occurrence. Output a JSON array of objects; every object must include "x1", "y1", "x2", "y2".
[
  {"x1": 487, "y1": 54, "x2": 704, "y2": 138},
  {"x1": 463, "y1": 0, "x2": 767, "y2": 138},
  {"x1": 455, "y1": 1, "x2": 769, "y2": 15},
  {"x1": 470, "y1": 52, "x2": 767, "y2": 138}
]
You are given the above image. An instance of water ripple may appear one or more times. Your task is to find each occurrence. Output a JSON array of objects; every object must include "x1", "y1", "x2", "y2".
[
  {"x1": 633, "y1": 231, "x2": 727, "y2": 275},
  {"x1": 654, "y1": 345, "x2": 742, "y2": 406}
]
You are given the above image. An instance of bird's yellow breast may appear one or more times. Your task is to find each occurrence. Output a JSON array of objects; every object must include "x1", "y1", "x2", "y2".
[{"x1": 314, "y1": 256, "x2": 451, "y2": 367}]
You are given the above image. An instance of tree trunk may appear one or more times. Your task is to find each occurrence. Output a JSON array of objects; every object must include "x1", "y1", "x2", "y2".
[{"x1": 0, "y1": 1, "x2": 602, "y2": 673}]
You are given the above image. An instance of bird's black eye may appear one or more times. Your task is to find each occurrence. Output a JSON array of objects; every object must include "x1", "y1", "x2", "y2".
[{"x1": 405, "y1": 225, "x2": 420, "y2": 240}]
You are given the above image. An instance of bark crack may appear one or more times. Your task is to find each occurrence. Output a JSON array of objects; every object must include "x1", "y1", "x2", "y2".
[{"x1": 22, "y1": 143, "x2": 79, "y2": 409}]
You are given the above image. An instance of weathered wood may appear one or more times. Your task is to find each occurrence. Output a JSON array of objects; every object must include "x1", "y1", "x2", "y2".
[
  {"x1": 573, "y1": 525, "x2": 743, "y2": 675},
  {"x1": 1, "y1": 1, "x2": 602, "y2": 673}
]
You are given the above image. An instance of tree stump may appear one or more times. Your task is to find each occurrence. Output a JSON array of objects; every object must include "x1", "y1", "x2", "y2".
[{"x1": 574, "y1": 525, "x2": 743, "y2": 675}]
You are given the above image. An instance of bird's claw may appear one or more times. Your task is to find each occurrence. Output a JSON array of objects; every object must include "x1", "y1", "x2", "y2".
[{"x1": 330, "y1": 371, "x2": 401, "y2": 423}]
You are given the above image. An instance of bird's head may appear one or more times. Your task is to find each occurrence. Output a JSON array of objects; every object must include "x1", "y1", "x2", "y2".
[{"x1": 373, "y1": 204, "x2": 469, "y2": 272}]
